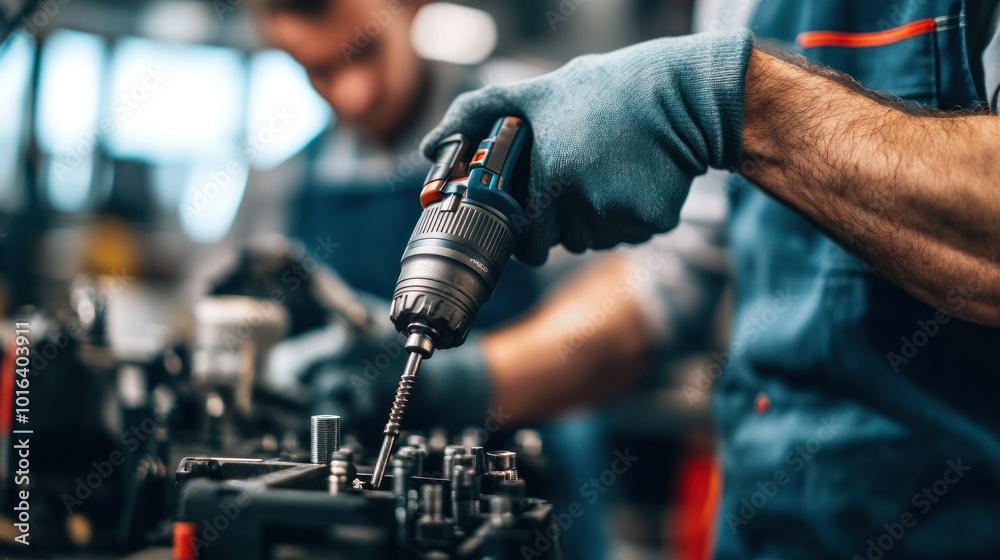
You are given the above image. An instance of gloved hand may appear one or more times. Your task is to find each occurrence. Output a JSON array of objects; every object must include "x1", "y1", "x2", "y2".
[
  {"x1": 266, "y1": 293, "x2": 493, "y2": 436},
  {"x1": 264, "y1": 291, "x2": 402, "y2": 400},
  {"x1": 422, "y1": 32, "x2": 754, "y2": 265}
]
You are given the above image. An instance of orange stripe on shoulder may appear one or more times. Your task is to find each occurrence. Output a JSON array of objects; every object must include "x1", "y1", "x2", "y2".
[{"x1": 796, "y1": 18, "x2": 937, "y2": 49}]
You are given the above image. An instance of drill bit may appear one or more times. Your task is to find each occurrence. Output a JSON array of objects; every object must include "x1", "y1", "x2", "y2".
[{"x1": 370, "y1": 331, "x2": 435, "y2": 489}]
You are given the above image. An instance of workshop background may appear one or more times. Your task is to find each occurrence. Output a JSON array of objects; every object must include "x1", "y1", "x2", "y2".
[{"x1": 0, "y1": 1, "x2": 727, "y2": 559}]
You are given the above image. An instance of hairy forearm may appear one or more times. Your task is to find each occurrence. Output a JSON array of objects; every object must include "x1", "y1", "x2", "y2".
[
  {"x1": 480, "y1": 256, "x2": 651, "y2": 423},
  {"x1": 741, "y1": 49, "x2": 1000, "y2": 325}
]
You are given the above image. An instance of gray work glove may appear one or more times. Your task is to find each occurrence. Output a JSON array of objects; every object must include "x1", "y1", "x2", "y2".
[{"x1": 422, "y1": 32, "x2": 754, "y2": 265}]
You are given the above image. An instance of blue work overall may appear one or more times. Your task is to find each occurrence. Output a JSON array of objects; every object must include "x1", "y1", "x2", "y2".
[{"x1": 716, "y1": 1, "x2": 1000, "y2": 558}]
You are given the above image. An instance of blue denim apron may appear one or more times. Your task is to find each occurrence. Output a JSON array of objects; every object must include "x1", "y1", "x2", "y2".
[{"x1": 716, "y1": 1, "x2": 1000, "y2": 558}]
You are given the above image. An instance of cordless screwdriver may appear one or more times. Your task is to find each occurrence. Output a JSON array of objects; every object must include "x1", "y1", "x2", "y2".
[{"x1": 369, "y1": 117, "x2": 532, "y2": 489}]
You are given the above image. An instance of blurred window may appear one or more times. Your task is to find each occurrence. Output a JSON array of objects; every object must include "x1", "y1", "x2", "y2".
[
  {"x1": 0, "y1": 33, "x2": 34, "y2": 212},
  {"x1": 35, "y1": 29, "x2": 105, "y2": 212},
  {"x1": 178, "y1": 160, "x2": 249, "y2": 243},
  {"x1": 105, "y1": 36, "x2": 245, "y2": 163},
  {"x1": 26, "y1": 29, "x2": 331, "y2": 242},
  {"x1": 245, "y1": 49, "x2": 332, "y2": 170}
]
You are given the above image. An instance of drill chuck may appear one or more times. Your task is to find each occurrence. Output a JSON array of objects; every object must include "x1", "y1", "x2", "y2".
[
  {"x1": 391, "y1": 117, "x2": 532, "y2": 349},
  {"x1": 391, "y1": 200, "x2": 517, "y2": 349}
]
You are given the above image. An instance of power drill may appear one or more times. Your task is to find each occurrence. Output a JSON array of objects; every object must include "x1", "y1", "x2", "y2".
[{"x1": 370, "y1": 116, "x2": 532, "y2": 488}]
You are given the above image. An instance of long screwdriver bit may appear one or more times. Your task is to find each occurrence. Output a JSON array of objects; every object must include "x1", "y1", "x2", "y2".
[{"x1": 370, "y1": 332, "x2": 434, "y2": 489}]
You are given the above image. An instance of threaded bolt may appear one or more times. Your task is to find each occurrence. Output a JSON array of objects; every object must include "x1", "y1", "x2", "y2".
[
  {"x1": 329, "y1": 451, "x2": 355, "y2": 495},
  {"x1": 310, "y1": 415, "x2": 341, "y2": 464},
  {"x1": 489, "y1": 495, "x2": 514, "y2": 527},
  {"x1": 453, "y1": 454, "x2": 475, "y2": 479},
  {"x1": 421, "y1": 484, "x2": 444, "y2": 521},
  {"x1": 398, "y1": 446, "x2": 427, "y2": 477},
  {"x1": 451, "y1": 465, "x2": 480, "y2": 527},
  {"x1": 393, "y1": 457, "x2": 415, "y2": 501},
  {"x1": 443, "y1": 445, "x2": 465, "y2": 479},
  {"x1": 469, "y1": 446, "x2": 486, "y2": 475},
  {"x1": 406, "y1": 434, "x2": 428, "y2": 451}
]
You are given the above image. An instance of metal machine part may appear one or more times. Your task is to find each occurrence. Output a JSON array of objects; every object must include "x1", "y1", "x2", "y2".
[
  {"x1": 173, "y1": 428, "x2": 563, "y2": 560},
  {"x1": 310, "y1": 414, "x2": 341, "y2": 464},
  {"x1": 209, "y1": 238, "x2": 377, "y2": 337},
  {"x1": 497, "y1": 479, "x2": 528, "y2": 515},
  {"x1": 398, "y1": 445, "x2": 428, "y2": 477},
  {"x1": 488, "y1": 451, "x2": 518, "y2": 474},
  {"x1": 191, "y1": 296, "x2": 290, "y2": 425},
  {"x1": 451, "y1": 464, "x2": 481, "y2": 529},
  {"x1": 443, "y1": 444, "x2": 465, "y2": 480},
  {"x1": 406, "y1": 434, "x2": 429, "y2": 451},
  {"x1": 416, "y1": 483, "x2": 453, "y2": 549},
  {"x1": 469, "y1": 446, "x2": 487, "y2": 475},
  {"x1": 489, "y1": 495, "x2": 515, "y2": 528},
  {"x1": 372, "y1": 117, "x2": 532, "y2": 489},
  {"x1": 329, "y1": 451, "x2": 357, "y2": 495},
  {"x1": 393, "y1": 456, "x2": 420, "y2": 547},
  {"x1": 484, "y1": 451, "x2": 519, "y2": 493}
]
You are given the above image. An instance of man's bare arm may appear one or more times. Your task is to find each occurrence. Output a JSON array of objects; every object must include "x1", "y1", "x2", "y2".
[
  {"x1": 741, "y1": 49, "x2": 1000, "y2": 325},
  {"x1": 480, "y1": 256, "x2": 651, "y2": 423}
]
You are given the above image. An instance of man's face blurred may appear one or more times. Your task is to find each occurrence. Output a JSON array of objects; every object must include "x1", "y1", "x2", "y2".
[{"x1": 262, "y1": 0, "x2": 425, "y2": 143}]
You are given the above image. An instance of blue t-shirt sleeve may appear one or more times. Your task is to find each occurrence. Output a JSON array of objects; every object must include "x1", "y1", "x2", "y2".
[{"x1": 985, "y1": 5, "x2": 1000, "y2": 109}]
